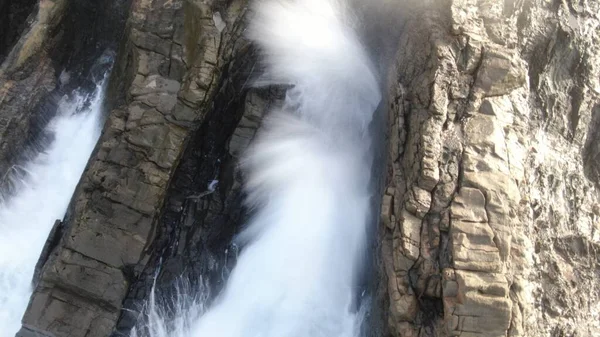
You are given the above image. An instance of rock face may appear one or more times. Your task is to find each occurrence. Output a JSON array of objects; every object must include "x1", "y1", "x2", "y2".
[
  {"x1": 377, "y1": 0, "x2": 600, "y2": 336},
  {"x1": 17, "y1": 0, "x2": 267, "y2": 335},
  {"x1": 0, "y1": 0, "x2": 66, "y2": 184},
  {"x1": 113, "y1": 84, "x2": 284, "y2": 334},
  {"x1": 0, "y1": 0, "x2": 37, "y2": 63},
  {"x1": 0, "y1": 0, "x2": 129, "y2": 194},
  {"x1": 12, "y1": 0, "x2": 600, "y2": 336}
]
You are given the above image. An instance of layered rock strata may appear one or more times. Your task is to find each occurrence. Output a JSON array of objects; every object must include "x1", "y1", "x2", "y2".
[
  {"x1": 0, "y1": 0, "x2": 129, "y2": 193},
  {"x1": 378, "y1": 0, "x2": 600, "y2": 336},
  {"x1": 17, "y1": 0, "x2": 261, "y2": 335},
  {"x1": 0, "y1": 0, "x2": 67, "y2": 183},
  {"x1": 13, "y1": 0, "x2": 600, "y2": 336}
]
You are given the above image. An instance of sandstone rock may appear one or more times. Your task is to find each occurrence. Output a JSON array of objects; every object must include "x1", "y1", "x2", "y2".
[
  {"x1": 451, "y1": 187, "x2": 488, "y2": 223},
  {"x1": 114, "y1": 83, "x2": 285, "y2": 335},
  {"x1": 11, "y1": 0, "x2": 600, "y2": 336},
  {"x1": 474, "y1": 49, "x2": 526, "y2": 97},
  {"x1": 378, "y1": 0, "x2": 600, "y2": 336},
  {"x1": 381, "y1": 193, "x2": 394, "y2": 230},
  {"x1": 405, "y1": 186, "x2": 431, "y2": 218},
  {"x1": 396, "y1": 209, "x2": 422, "y2": 261}
]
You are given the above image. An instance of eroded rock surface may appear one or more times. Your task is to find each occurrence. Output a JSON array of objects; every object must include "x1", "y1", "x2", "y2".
[
  {"x1": 0, "y1": 0, "x2": 66, "y2": 183},
  {"x1": 0, "y1": 0, "x2": 37, "y2": 63},
  {"x1": 377, "y1": 0, "x2": 600, "y2": 336},
  {"x1": 14, "y1": 0, "x2": 600, "y2": 336},
  {"x1": 17, "y1": 0, "x2": 261, "y2": 336},
  {"x1": 0, "y1": 0, "x2": 129, "y2": 194}
]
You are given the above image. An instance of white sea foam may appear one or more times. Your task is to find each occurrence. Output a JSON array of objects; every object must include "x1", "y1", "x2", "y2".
[
  {"x1": 0, "y1": 82, "x2": 106, "y2": 336},
  {"x1": 134, "y1": 1, "x2": 381, "y2": 336}
]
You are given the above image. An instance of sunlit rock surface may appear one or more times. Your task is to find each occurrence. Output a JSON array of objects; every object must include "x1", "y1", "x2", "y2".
[
  {"x1": 377, "y1": 1, "x2": 600, "y2": 336},
  {"x1": 4, "y1": 0, "x2": 598, "y2": 336}
]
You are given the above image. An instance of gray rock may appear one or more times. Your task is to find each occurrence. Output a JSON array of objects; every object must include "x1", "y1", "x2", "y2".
[
  {"x1": 18, "y1": 0, "x2": 255, "y2": 336},
  {"x1": 14, "y1": 0, "x2": 600, "y2": 336}
]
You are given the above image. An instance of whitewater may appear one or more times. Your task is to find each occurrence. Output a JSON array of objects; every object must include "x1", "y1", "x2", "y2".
[
  {"x1": 134, "y1": 0, "x2": 381, "y2": 336},
  {"x1": 0, "y1": 81, "x2": 107, "y2": 336}
]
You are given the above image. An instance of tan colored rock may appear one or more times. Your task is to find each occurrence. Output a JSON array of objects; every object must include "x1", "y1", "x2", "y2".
[
  {"x1": 451, "y1": 187, "x2": 488, "y2": 223},
  {"x1": 474, "y1": 49, "x2": 526, "y2": 97},
  {"x1": 11, "y1": 0, "x2": 68, "y2": 69},
  {"x1": 381, "y1": 193, "x2": 394, "y2": 229},
  {"x1": 378, "y1": 0, "x2": 600, "y2": 336},
  {"x1": 10, "y1": 0, "x2": 599, "y2": 335},
  {"x1": 405, "y1": 186, "x2": 432, "y2": 218},
  {"x1": 397, "y1": 209, "x2": 422, "y2": 261}
]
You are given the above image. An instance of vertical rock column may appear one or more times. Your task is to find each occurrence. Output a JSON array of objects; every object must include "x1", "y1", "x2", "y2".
[
  {"x1": 379, "y1": 0, "x2": 600, "y2": 336},
  {"x1": 18, "y1": 0, "x2": 250, "y2": 336}
]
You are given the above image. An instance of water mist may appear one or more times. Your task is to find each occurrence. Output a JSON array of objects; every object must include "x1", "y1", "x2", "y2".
[
  {"x1": 0, "y1": 81, "x2": 107, "y2": 337},
  {"x1": 194, "y1": 0, "x2": 381, "y2": 336},
  {"x1": 133, "y1": 0, "x2": 382, "y2": 336}
]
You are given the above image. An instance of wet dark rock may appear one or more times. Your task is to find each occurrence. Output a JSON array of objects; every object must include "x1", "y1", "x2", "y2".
[
  {"x1": 32, "y1": 219, "x2": 64, "y2": 288},
  {"x1": 114, "y1": 85, "x2": 285, "y2": 335},
  {"x1": 0, "y1": 0, "x2": 131, "y2": 195},
  {"x1": 13, "y1": 0, "x2": 600, "y2": 337},
  {"x1": 0, "y1": 0, "x2": 37, "y2": 63},
  {"x1": 17, "y1": 1, "x2": 269, "y2": 336}
]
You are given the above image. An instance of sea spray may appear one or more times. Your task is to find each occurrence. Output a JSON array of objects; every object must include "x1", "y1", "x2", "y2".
[
  {"x1": 132, "y1": 276, "x2": 211, "y2": 337},
  {"x1": 190, "y1": 0, "x2": 381, "y2": 336},
  {"x1": 0, "y1": 80, "x2": 107, "y2": 337},
  {"x1": 131, "y1": 1, "x2": 382, "y2": 336}
]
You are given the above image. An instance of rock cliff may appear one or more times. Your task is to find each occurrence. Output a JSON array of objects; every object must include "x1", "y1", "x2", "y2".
[
  {"x1": 16, "y1": 0, "x2": 272, "y2": 335},
  {"x1": 376, "y1": 0, "x2": 600, "y2": 336},
  {"x1": 0, "y1": 0, "x2": 129, "y2": 194},
  {"x1": 2, "y1": 0, "x2": 598, "y2": 336}
]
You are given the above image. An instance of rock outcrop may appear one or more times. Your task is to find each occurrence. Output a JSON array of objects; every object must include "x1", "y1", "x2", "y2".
[
  {"x1": 17, "y1": 0, "x2": 266, "y2": 335},
  {"x1": 377, "y1": 0, "x2": 600, "y2": 336},
  {"x1": 113, "y1": 84, "x2": 284, "y2": 334},
  {"x1": 0, "y1": 0, "x2": 37, "y2": 63},
  {"x1": 12, "y1": 0, "x2": 600, "y2": 336},
  {"x1": 0, "y1": 0, "x2": 129, "y2": 194},
  {"x1": 0, "y1": 0, "x2": 66, "y2": 183}
]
